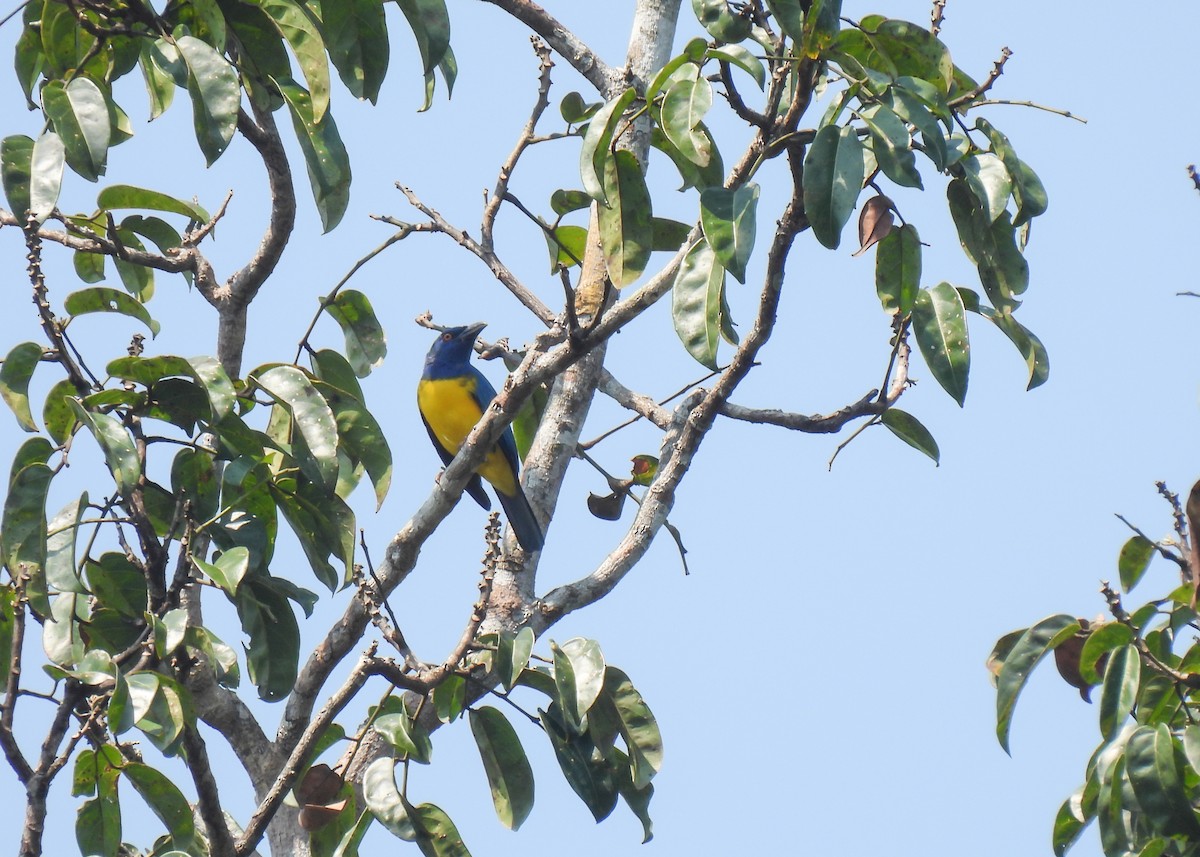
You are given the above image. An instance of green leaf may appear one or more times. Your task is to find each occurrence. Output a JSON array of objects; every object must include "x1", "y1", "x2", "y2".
[
  {"x1": 1118, "y1": 535, "x2": 1155, "y2": 593},
  {"x1": 433, "y1": 674, "x2": 465, "y2": 723},
  {"x1": 559, "y1": 91, "x2": 600, "y2": 124},
  {"x1": 651, "y1": 218, "x2": 693, "y2": 252},
  {"x1": 1, "y1": 135, "x2": 34, "y2": 218},
  {"x1": 97, "y1": 184, "x2": 209, "y2": 223},
  {"x1": 550, "y1": 188, "x2": 591, "y2": 216},
  {"x1": 614, "y1": 750, "x2": 655, "y2": 843},
  {"x1": 1079, "y1": 622, "x2": 1133, "y2": 685},
  {"x1": 885, "y1": 84, "x2": 946, "y2": 170},
  {"x1": 123, "y1": 762, "x2": 198, "y2": 852},
  {"x1": 67, "y1": 400, "x2": 139, "y2": 496},
  {"x1": 598, "y1": 149, "x2": 653, "y2": 287},
  {"x1": 499, "y1": 627, "x2": 535, "y2": 692},
  {"x1": 545, "y1": 223, "x2": 587, "y2": 272},
  {"x1": 802, "y1": 124, "x2": 864, "y2": 250},
  {"x1": 946, "y1": 180, "x2": 1028, "y2": 312},
  {"x1": 275, "y1": 77, "x2": 352, "y2": 232},
  {"x1": 912, "y1": 283, "x2": 970, "y2": 406},
  {"x1": 1052, "y1": 790, "x2": 1089, "y2": 857},
  {"x1": 699, "y1": 183, "x2": 759, "y2": 284},
  {"x1": 961, "y1": 154, "x2": 1012, "y2": 223},
  {"x1": 580, "y1": 88, "x2": 636, "y2": 205},
  {"x1": 63, "y1": 287, "x2": 161, "y2": 336},
  {"x1": 651, "y1": 124, "x2": 724, "y2": 191},
  {"x1": 44, "y1": 593, "x2": 86, "y2": 665},
  {"x1": 672, "y1": 239, "x2": 724, "y2": 370},
  {"x1": 87, "y1": 552, "x2": 147, "y2": 618},
  {"x1": 321, "y1": 0, "x2": 389, "y2": 103},
  {"x1": 764, "y1": 0, "x2": 805, "y2": 42},
  {"x1": 395, "y1": 0, "x2": 451, "y2": 75},
  {"x1": 470, "y1": 706, "x2": 535, "y2": 830},
  {"x1": 255, "y1": 0, "x2": 330, "y2": 121},
  {"x1": 660, "y1": 65, "x2": 714, "y2": 169},
  {"x1": 989, "y1": 311, "x2": 1049, "y2": 391},
  {"x1": 362, "y1": 758, "x2": 416, "y2": 841},
  {"x1": 411, "y1": 803, "x2": 469, "y2": 857},
  {"x1": 46, "y1": 492, "x2": 88, "y2": 594},
  {"x1": 42, "y1": 78, "x2": 110, "y2": 182},
  {"x1": 139, "y1": 42, "x2": 176, "y2": 120},
  {"x1": 1126, "y1": 724, "x2": 1200, "y2": 836},
  {"x1": 254, "y1": 365, "x2": 339, "y2": 489},
  {"x1": 195, "y1": 546, "x2": 250, "y2": 596},
  {"x1": 994, "y1": 614, "x2": 1078, "y2": 753},
  {"x1": 29, "y1": 131, "x2": 65, "y2": 223},
  {"x1": 321, "y1": 389, "x2": 393, "y2": 509},
  {"x1": 601, "y1": 666, "x2": 663, "y2": 788},
  {"x1": 3, "y1": 457, "x2": 53, "y2": 615},
  {"x1": 43, "y1": 379, "x2": 78, "y2": 446},
  {"x1": 174, "y1": 34, "x2": 239, "y2": 165},
  {"x1": 541, "y1": 704, "x2": 617, "y2": 822},
  {"x1": 76, "y1": 790, "x2": 122, "y2": 857},
  {"x1": 859, "y1": 103, "x2": 922, "y2": 189},
  {"x1": 0, "y1": 342, "x2": 43, "y2": 431},
  {"x1": 324, "y1": 290, "x2": 387, "y2": 377},
  {"x1": 106, "y1": 355, "x2": 234, "y2": 422},
  {"x1": 310, "y1": 348, "x2": 366, "y2": 402},
  {"x1": 375, "y1": 711, "x2": 432, "y2": 763},
  {"x1": 875, "y1": 224, "x2": 921, "y2": 314},
  {"x1": 645, "y1": 38, "x2": 707, "y2": 99},
  {"x1": 111, "y1": 227, "x2": 153, "y2": 301},
  {"x1": 553, "y1": 638, "x2": 606, "y2": 732},
  {"x1": 880, "y1": 409, "x2": 939, "y2": 464},
  {"x1": 691, "y1": 0, "x2": 752, "y2": 43},
  {"x1": 975, "y1": 117, "x2": 1048, "y2": 226},
  {"x1": 236, "y1": 576, "x2": 301, "y2": 702},
  {"x1": 708, "y1": 43, "x2": 766, "y2": 89},
  {"x1": 1099, "y1": 644, "x2": 1140, "y2": 741},
  {"x1": 417, "y1": 45, "x2": 457, "y2": 112}
]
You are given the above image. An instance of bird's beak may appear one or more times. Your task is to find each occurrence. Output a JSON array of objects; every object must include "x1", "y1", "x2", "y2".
[{"x1": 463, "y1": 321, "x2": 487, "y2": 340}]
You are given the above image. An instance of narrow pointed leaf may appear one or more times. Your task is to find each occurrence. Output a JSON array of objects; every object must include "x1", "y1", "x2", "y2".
[
  {"x1": 660, "y1": 66, "x2": 713, "y2": 168},
  {"x1": 276, "y1": 77, "x2": 352, "y2": 232},
  {"x1": 962, "y1": 153, "x2": 1012, "y2": 223},
  {"x1": 324, "y1": 290, "x2": 387, "y2": 377},
  {"x1": 412, "y1": 803, "x2": 469, "y2": 857},
  {"x1": 97, "y1": 185, "x2": 209, "y2": 223},
  {"x1": 1118, "y1": 535, "x2": 1155, "y2": 593},
  {"x1": 322, "y1": 0, "x2": 389, "y2": 103},
  {"x1": 995, "y1": 614, "x2": 1078, "y2": 753},
  {"x1": 255, "y1": 0, "x2": 330, "y2": 121},
  {"x1": 29, "y1": 131, "x2": 65, "y2": 223},
  {"x1": 1099, "y1": 644, "x2": 1140, "y2": 741},
  {"x1": 63, "y1": 288, "x2": 160, "y2": 336},
  {"x1": 580, "y1": 88, "x2": 635, "y2": 204},
  {"x1": 1, "y1": 135, "x2": 34, "y2": 217},
  {"x1": 395, "y1": 0, "x2": 451, "y2": 75},
  {"x1": 363, "y1": 761, "x2": 415, "y2": 841},
  {"x1": 1079, "y1": 623, "x2": 1133, "y2": 685},
  {"x1": 3, "y1": 459, "x2": 53, "y2": 615},
  {"x1": 875, "y1": 224, "x2": 921, "y2": 314},
  {"x1": 989, "y1": 311, "x2": 1049, "y2": 390},
  {"x1": 860, "y1": 103, "x2": 922, "y2": 189},
  {"x1": 68, "y1": 401, "x2": 140, "y2": 496},
  {"x1": 470, "y1": 706, "x2": 535, "y2": 830},
  {"x1": 603, "y1": 667, "x2": 663, "y2": 788},
  {"x1": 174, "y1": 35, "x2": 239, "y2": 165},
  {"x1": 1126, "y1": 724, "x2": 1200, "y2": 836},
  {"x1": 0, "y1": 342, "x2": 43, "y2": 431},
  {"x1": 803, "y1": 124, "x2": 864, "y2": 249},
  {"x1": 122, "y1": 762, "x2": 198, "y2": 851},
  {"x1": 42, "y1": 78, "x2": 109, "y2": 181},
  {"x1": 912, "y1": 282, "x2": 970, "y2": 406},
  {"x1": 46, "y1": 493, "x2": 88, "y2": 594}
]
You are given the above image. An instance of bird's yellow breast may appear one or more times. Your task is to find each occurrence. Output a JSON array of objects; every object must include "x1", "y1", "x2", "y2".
[{"x1": 417, "y1": 376, "x2": 517, "y2": 495}]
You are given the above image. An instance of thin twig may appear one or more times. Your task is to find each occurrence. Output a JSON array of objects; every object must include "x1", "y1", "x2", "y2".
[{"x1": 968, "y1": 98, "x2": 1087, "y2": 123}]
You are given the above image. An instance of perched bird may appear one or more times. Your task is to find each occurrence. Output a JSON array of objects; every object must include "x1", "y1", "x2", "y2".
[{"x1": 417, "y1": 323, "x2": 544, "y2": 551}]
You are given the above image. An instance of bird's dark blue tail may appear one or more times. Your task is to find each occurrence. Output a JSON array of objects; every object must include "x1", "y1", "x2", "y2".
[{"x1": 498, "y1": 486, "x2": 544, "y2": 552}]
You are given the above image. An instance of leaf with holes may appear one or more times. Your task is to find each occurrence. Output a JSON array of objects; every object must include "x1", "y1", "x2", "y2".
[{"x1": 912, "y1": 282, "x2": 970, "y2": 406}]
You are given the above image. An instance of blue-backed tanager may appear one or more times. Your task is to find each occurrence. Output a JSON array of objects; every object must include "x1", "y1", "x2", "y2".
[{"x1": 417, "y1": 323, "x2": 544, "y2": 552}]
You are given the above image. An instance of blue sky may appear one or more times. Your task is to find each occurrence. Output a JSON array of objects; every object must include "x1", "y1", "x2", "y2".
[{"x1": 0, "y1": 2, "x2": 1197, "y2": 856}]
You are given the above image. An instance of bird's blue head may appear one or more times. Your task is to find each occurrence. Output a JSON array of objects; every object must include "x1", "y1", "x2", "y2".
[{"x1": 423, "y1": 322, "x2": 486, "y2": 379}]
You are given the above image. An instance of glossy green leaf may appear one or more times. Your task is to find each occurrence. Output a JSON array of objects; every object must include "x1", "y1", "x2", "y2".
[
  {"x1": 123, "y1": 762, "x2": 198, "y2": 852},
  {"x1": 580, "y1": 88, "x2": 635, "y2": 205},
  {"x1": 46, "y1": 493, "x2": 88, "y2": 594},
  {"x1": 109, "y1": 227, "x2": 153, "y2": 301},
  {"x1": 2, "y1": 456, "x2": 52, "y2": 616},
  {"x1": 843, "y1": 18, "x2": 953, "y2": 91},
  {"x1": 362, "y1": 758, "x2": 416, "y2": 841},
  {"x1": 63, "y1": 288, "x2": 160, "y2": 336},
  {"x1": 602, "y1": 667, "x2": 663, "y2": 788},
  {"x1": 104, "y1": 355, "x2": 231, "y2": 421},
  {"x1": 97, "y1": 184, "x2": 209, "y2": 223},
  {"x1": 1079, "y1": 622, "x2": 1133, "y2": 685},
  {"x1": 323, "y1": 391, "x2": 393, "y2": 509},
  {"x1": 311, "y1": 348, "x2": 366, "y2": 402},
  {"x1": 545, "y1": 223, "x2": 587, "y2": 272},
  {"x1": 236, "y1": 576, "x2": 301, "y2": 701},
  {"x1": 276, "y1": 77, "x2": 352, "y2": 232},
  {"x1": 975, "y1": 117, "x2": 1048, "y2": 226},
  {"x1": 1099, "y1": 644, "x2": 1140, "y2": 741},
  {"x1": 651, "y1": 124, "x2": 724, "y2": 191},
  {"x1": 598, "y1": 149, "x2": 653, "y2": 287},
  {"x1": 550, "y1": 188, "x2": 591, "y2": 216},
  {"x1": 195, "y1": 546, "x2": 250, "y2": 596},
  {"x1": 645, "y1": 39, "x2": 707, "y2": 100},
  {"x1": 138, "y1": 42, "x2": 176, "y2": 120},
  {"x1": 185, "y1": 626, "x2": 240, "y2": 688},
  {"x1": 1126, "y1": 724, "x2": 1200, "y2": 836},
  {"x1": 995, "y1": 614, "x2": 1078, "y2": 753},
  {"x1": 708, "y1": 43, "x2": 765, "y2": 89},
  {"x1": 800, "y1": 0, "x2": 842, "y2": 59},
  {"x1": 42, "y1": 379, "x2": 78, "y2": 446},
  {"x1": 961, "y1": 154, "x2": 1012, "y2": 223},
  {"x1": 559, "y1": 91, "x2": 599, "y2": 124},
  {"x1": 802, "y1": 124, "x2": 864, "y2": 250},
  {"x1": 1052, "y1": 791, "x2": 1089, "y2": 857},
  {"x1": 875, "y1": 223, "x2": 921, "y2": 315},
  {"x1": 1118, "y1": 535, "x2": 1155, "y2": 593},
  {"x1": 1, "y1": 135, "x2": 33, "y2": 217},
  {"x1": 254, "y1": 365, "x2": 339, "y2": 489},
  {"x1": 499, "y1": 627, "x2": 535, "y2": 692},
  {"x1": 66, "y1": 400, "x2": 138, "y2": 495},
  {"x1": 218, "y1": 0, "x2": 287, "y2": 111},
  {"x1": 73, "y1": 249, "x2": 105, "y2": 283},
  {"x1": 912, "y1": 282, "x2": 970, "y2": 406},
  {"x1": 270, "y1": 467, "x2": 356, "y2": 591},
  {"x1": 541, "y1": 705, "x2": 617, "y2": 822},
  {"x1": 87, "y1": 552, "x2": 147, "y2": 618},
  {"x1": 331, "y1": 808, "x2": 374, "y2": 857},
  {"x1": 375, "y1": 711, "x2": 432, "y2": 763},
  {"x1": 470, "y1": 706, "x2": 535, "y2": 830},
  {"x1": 433, "y1": 673, "x2": 465, "y2": 723},
  {"x1": 417, "y1": 45, "x2": 457, "y2": 112},
  {"x1": 0, "y1": 342, "x2": 42, "y2": 432},
  {"x1": 324, "y1": 290, "x2": 387, "y2": 377},
  {"x1": 29, "y1": 131, "x2": 65, "y2": 223},
  {"x1": 700, "y1": 183, "x2": 759, "y2": 284},
  {"x1": 672, "y1": 239, "x2": 724, "y2": 370},
  {"x1": 614, "y1": 749, "x2": 655, "y2": 844},
  {"x1": 174, "y1": 35, "x2": 239, "y2": 165},
  {"x1": 660, "y1": 65, "x2": 713, "y2": 169},
  {"x1": 255, "y1": 0, "x2": 330, "y2": 121},
  {"x1": 947, "y1": 180, "x2": 1028, "y2": 312},
  {"x1": 651, "y1": 218, "x2": 693, "y2": 252},
  {"x1": 764, "y1": 0, "x2": 804, "y2": 42},
  {"x1": 554, "y1": 638, "x2": 606, "y2": 732},
  {"x1": 881, "y1": 409, "x2": 939, "y2": 464},
  {"x1": 411, "y1": 803, "x2": 469, "y2": 857},
  {"x1": 43, "y1": 592, "x2": 85, "y2": 665},
  {"x1": 885, "y1": 85, "x2": 946, "y2": 170},
  {"x1": 691, "y1": 0, "x2": 752, "y2": 43},
  {"x1": 989, "y1": 311, "x2": 1049, "y2": 390},
  {"x1": 859, "y1": 103, "x2": 922, "y2": 189},
  {"x1": 76, "y1": 789, "x2": 122, "y2": 857},
  {"x1": 320, "y1": 0, "x2": 389, "y2": 103},
  {"x1": 396, "y1": 0, "x2": 451, "y2": 75},
  {"x1": 42, "y1": 78, "x2": 110, "y2": 182}
]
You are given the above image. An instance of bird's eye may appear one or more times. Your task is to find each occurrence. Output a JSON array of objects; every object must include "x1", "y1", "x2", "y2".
[{"x1": 441, "y1": 332, "x2": 452, "y2": 341}]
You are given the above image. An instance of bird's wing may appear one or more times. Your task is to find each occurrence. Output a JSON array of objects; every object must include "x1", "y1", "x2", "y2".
[{"x1": 468, "y1": 365, "x2": 523, "y2": 479}]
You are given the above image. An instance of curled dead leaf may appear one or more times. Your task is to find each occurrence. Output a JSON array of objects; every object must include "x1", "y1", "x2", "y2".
[{"x1": 852, "y1": 194, "x2": 895, "y2": 257}]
